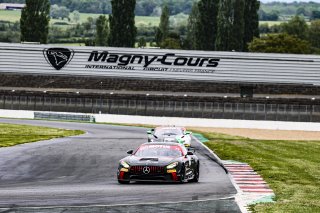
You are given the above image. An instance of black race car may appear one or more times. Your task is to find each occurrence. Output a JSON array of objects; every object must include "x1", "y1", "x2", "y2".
[{"x1": 117, "y1": 142, "x2": 200, "y2": 184}]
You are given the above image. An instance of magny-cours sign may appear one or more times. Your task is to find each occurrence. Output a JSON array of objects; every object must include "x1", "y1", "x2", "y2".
[{"x1": 0, "y1": 43, "x2": 320, "y2": 85}]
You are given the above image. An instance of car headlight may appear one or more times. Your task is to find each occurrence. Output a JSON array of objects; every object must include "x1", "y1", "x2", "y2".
[
  {"x1": 167, "y1": 162, "x2": 178, "y2": 169},
  {"x1": 120, "y1": 161, "x2": 130, "y2": 168}
]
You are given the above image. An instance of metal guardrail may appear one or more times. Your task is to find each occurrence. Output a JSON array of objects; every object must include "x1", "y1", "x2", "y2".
[
  {"x1": 1, "y1": 95, "x2": 320, "y2": 123},
  {"x1": 34, "y1": 112, "x2": 95, "y2": 122}
]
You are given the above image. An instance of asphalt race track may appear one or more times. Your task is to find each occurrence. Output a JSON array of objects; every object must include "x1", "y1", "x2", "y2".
[{"x1": 0, "y1": 119, "x2": 240, "y2": 213}]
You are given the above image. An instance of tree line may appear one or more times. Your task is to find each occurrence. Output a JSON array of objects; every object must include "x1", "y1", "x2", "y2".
[
  {"x1": 0, "y1": 0, "x2": 196, "y2": 16},
  {"x1": 2, "y1": 0, "x2": 320, "y2": 20},
  {"x1": 93, "y1": 0, "x2": 260, "y2": 52},
  {"x1": 251, "y1": 16, "x2": 320, "y2": 54},
  {"x1": 14, "y1": 0, "x2": 320, "y2": 55}
]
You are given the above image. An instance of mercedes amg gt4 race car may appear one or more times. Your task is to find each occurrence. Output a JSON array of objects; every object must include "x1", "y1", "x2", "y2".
[
  {"x1": 117, "y1": 143, "x2": 199, "y2": 184},
  {"x1": 147, "y1": 127, "x2": 192, "y2": 147}
]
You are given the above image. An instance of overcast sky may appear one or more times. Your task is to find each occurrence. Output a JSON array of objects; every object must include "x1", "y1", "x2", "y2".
[{"x1": 261, "y1": 0, "x2": 320, "y2": 2}]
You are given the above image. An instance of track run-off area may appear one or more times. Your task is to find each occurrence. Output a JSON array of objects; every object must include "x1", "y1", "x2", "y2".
[{"x1": 0, "y1": 119, "x2": 240, "y2": 213}]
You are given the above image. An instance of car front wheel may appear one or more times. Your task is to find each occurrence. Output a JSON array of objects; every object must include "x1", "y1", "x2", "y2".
[
  {"x1": 190, "y1": 164, "x2": 199, "y2": 183},
  {"x1": 179, "y1": 165, "x2": 185, "y2": 184}
]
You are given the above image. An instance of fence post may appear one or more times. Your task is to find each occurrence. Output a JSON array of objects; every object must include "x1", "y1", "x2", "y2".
[
  {"x1": 50, "y1": 97, "x2": 52, "y2": 112},
  {"x1": 222, "y1": 102, "x2": 225, "y2": 119},
  {"x1": 18, "y1": 95, "x2": 21, "y2": 110},
  {"x1": 33, "y1": 96, "x2": 36, "y2": 111},
  {"x1": 2, "y1": 95, "x2": 5, "y2": 109},
  {"x1": 232, "y1": 103, "x2": 235, "y2": 119},
  {"x1": 11, "y1": 94, "x2": 13, "y2": 110},
  {"x1": 162, "y1": 100, "x2": 165, "y2": 117}
]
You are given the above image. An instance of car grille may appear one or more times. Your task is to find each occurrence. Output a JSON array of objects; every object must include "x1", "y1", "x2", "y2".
[{"x1": 130, "y1": 166, "x2": 165, "y2": 175}]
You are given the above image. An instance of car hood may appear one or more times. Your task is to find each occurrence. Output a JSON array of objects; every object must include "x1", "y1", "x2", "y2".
[{"x1": 123, "y1": 155, "x2": 180, "y2": 166}]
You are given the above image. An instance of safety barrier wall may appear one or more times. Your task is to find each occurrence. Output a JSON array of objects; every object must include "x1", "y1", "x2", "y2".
[
  {"x1": 1, "y1": 43, "x2": 320, "y2": 85},
  {"x1": 1, "y1": 109, "x2": 320, "y2": 132},
  {"x1": 1, "y1": 95, "x2": 320, "y2": 122}
]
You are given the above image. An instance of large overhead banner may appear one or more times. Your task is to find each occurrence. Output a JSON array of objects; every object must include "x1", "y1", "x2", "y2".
[{"x1": 0, "y1": 43, "x2": 320, "y2": 85}]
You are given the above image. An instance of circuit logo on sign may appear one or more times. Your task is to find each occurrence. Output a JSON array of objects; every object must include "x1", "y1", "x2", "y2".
[
  {"x1": 43, "y1": 48, "x2": 74, "y2": 70},
  {"x1": 87, "y1": 51, "x2": 220, "y2": 68}
]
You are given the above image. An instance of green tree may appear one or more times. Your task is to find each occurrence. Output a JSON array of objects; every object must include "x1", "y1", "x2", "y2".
[
  {"x1": 160, "y1": 38, "x2": 181, "y2": 49},
  {"x1": 243, "y1": 0, "x2": 260, "y2": 51},
  {"x1": 311, "y1": 10, "x2": 320, "y2": 20},
  {"x1": 154, "y1": 27, "x2": 162, "y2": 46},
  {"x1": 296, "y1": 7, "x2": 307, "y2": 16},
  {"x1": 281, "y1": 16, "x2": 308, "y2": 40},
  {"x1": 72, "y1": 10, "x2": 80, "y2": 23},
  {"x1": 308, "y1": 20, "x2": 320, "y2": 49},
  {"x1": 185, "y1": 3, "x2": 200, "y2": 50},
  {"x1": 20, "y1": 0, "x2": 50, "y2": 44},
  {"x1": 95, "y1": 15, "x2": 109, "y2": 46},
  {"x1": 51, "y1": 4, "x2": 70, "y2": 20},
  {"x1": 108, "y1": 0, "x2": 137, "y2": 47},
  {"x1": 248, "y1": 33, "x2": 312, "y2": 54},
  {"x1": 215, "y1": 0, "x2": 233, "y2": 51},
  {"x1": 138, "y1": 37, "x2": 147, "y2": 47},
  {"x1": 215, "y1": 0, "x2": 245, "y2": 51},
  {"x1": 159, "y1": 5, "x2": 170, "y2": 42},
  {"x1": 196, "y1": 0, "x2": 219, "y2": 50}
]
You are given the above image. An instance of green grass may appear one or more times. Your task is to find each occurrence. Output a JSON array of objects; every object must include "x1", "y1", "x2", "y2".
[
  {"x1": 203, "y1": 131, "x2": 320, "y2": 213},
  {"x1": 0, "y1": 123, "x2": 84, "y2": 147},
  {"x1": 0, "y1": 10, "x2": 160, "y2": 26},
  {"x1": 0, "y1": 10, "x2": 21, "y2": 22},
  {"x1": 50, "y1": 43, "x2": 85, "y2": 46}
]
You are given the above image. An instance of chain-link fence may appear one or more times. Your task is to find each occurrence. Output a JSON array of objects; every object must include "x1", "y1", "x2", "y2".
[{"x1": 1, "y1": 95, "x2": 320, "y2": 122}]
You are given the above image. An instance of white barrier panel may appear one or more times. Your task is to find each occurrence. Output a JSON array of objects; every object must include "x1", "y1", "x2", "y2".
[
  {"x1": 1, "y1": 43, "x2": 320, "y2": 85},
  {"x1": 0, "y1": 109, "x2": 320, "y2": 132},
  {"x1": 0, "y1": 109, "x2": 34, "y2": 119},
  {"x1": 95, "y1": 114, "x2": 320, "y2": 132}
]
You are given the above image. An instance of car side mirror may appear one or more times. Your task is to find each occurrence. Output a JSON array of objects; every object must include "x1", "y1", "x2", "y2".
[
  {"x1": 187, "y1": 151, "x2": 194, "y2": 155},
  {"x1": 127, "y1": 150, "x2": 133, "y2": 155},
  {"x1": 185, "y1": 131, "x2": 192, "y2": 135}
]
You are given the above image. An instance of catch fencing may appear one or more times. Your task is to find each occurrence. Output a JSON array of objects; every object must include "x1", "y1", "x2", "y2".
[{"x1": 1, "y1": 95, "x2": 320, "y2": 122}]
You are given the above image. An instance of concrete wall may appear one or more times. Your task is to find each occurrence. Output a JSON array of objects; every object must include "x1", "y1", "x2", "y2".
[
  {"x1": 0, "y1": 109, "x2": 34, "y2": 119},
  {"x1": 1, "y1": 109, "x2": 320, "y2": 132}
]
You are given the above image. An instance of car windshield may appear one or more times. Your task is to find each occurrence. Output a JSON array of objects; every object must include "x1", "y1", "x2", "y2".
[
  {"x1": 135, "y1": 144, "x2": 183, "y2": 157},
  {"x1": 154, "y1": 128, "x2": 183, "y2": 136}
]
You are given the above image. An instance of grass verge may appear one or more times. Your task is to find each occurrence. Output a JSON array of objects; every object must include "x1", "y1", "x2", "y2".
[
  {"x1": 202, "y1": 131, "x2": 320, "y2": 213},
  {"x1": 0, "y1": 10, "x2": 160, "y2": 26},
  {"x1": 0, "y1": 123, "x2": 84, "y2": 148}
]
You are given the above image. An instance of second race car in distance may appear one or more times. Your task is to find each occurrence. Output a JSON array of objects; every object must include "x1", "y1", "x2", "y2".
[
  {"x1": 147, "y1": 126, "x2": 192, "y2": 147},
  {"x1": 117, "y1": 142, "x2": 199, "y2": 184}
]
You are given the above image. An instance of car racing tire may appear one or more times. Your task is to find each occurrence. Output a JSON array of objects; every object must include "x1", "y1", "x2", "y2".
[
  {"x1": 179, "y1": 165, "x2": 186, "y2": 184},
  {"x1": 190, "y1": 163, "x2": 199, "y2": 183}
]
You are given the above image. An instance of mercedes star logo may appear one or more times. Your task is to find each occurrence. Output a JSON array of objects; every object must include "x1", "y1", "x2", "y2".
[{"x1": 143, "y1": 166, "x2": 150, "y2": 174}]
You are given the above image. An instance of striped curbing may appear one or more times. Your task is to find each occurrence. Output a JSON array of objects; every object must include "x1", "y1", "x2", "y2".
[
  {"x1": 223, "y1": 160, "x2": 275, "y2": 210},
  {"x1": 193, "y1": 134, "x2": 275, "y2": 212}
]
